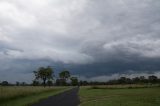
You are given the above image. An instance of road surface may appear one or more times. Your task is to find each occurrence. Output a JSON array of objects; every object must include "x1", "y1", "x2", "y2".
[{"x1": 32, "y1": 87, "x2": 80, "y2": 106}]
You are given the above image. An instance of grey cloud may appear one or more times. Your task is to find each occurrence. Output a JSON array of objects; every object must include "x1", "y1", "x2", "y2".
[{"x1": 0, "y1": 0, "x2": 160, "y2": 82}]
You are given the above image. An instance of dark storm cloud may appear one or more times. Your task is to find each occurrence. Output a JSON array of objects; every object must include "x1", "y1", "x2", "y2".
[{"x1": 0, "y1": 0, "x2": 160, "y2": 82}]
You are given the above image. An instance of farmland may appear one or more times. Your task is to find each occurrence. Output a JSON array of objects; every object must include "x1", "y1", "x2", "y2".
[
  {"x1": 1, "y1": 85, "x2": 160, "y2": 106},
  {"x1": 0, "y1": 86, "x2": 68, "y2": 106},
  {"x1": 79, "y1": 85, "x2": 160, "y2": 106}
]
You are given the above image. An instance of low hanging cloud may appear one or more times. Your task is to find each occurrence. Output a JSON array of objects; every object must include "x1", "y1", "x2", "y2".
[{"x1": 0, "y1": 0, "x2": 160, "y2": 82}]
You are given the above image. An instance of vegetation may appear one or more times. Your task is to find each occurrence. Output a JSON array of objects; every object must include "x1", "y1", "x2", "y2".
[
  {"x1": 33, "y1": 66, "x2": 54, "y2": 87},
  {"x1": 1, "y1": 81, "x2": 9, "y2": 86},
  {"x1": 0, "y1": 86, "x2": 68, "y2": 106},
  {"x1": 56, "y1": 70, "x2": 71, "y2": 86},
  {"x1": 1, "y1": 66, "x2": 159, "y2": 87},
  {"x1": 0, "y1": 66, "x2": 160, "y2": 106},
  {"x1": 79, "y1": 86, "x2": 160, "y2": 106},
  {"x1": 70, "y1": 77, "x2": 79, "y2": 86},
  {"x1": 59, "y1": 70, "x2": 70, "y2": 81},
  {"x1": 79, "y1": 75, "x2": 160, "y2": 86},
  {"x1": 0, "y1": 66, "x2": 80, "y2": 87}
]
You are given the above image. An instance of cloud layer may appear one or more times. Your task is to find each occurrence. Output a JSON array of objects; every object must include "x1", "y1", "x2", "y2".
[{"x1": 0, "y1": 0, "x2": 160, "y2": 82}]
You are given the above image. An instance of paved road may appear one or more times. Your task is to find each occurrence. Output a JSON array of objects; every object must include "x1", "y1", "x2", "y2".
[{"x1": 32, "y1": 87, "x2": 80, "y2": 106}]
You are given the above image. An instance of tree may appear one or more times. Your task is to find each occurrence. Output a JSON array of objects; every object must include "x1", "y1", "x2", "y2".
[
  {"x1": 132, "y1": 77, "x2": 140, "y2": 84},
  {"x1": 148, "y1": 75, "x2": 158, "y2": 83},
  {"x1": 59, "y1": 70, "x2": 70, "y2": 80},
  {"x1": 70, "y1": 77, "x2": 78, "y2": 86},
  {"x1": 21, "y1": 82, "x2": 26, "y2": 86},
  {"x1": 47, "y1": 80, "x2": 53, "y2": 87},
  {"x1": 56, "y1": 79, "x2": 66, "y2": 86},
  {"x1": 33, "y1": 66, "x2": 54, "y2": 87},
  {"x1": 16, "y1": 81, "x2": 20, "y2": 86},
  {"x1": 1, "y1": 81, "x2": 9, "y2": 86},
  {"x1": 59, "y1": 70, "x2": 70, "y2": 85},
  {"x1": 79, "y1": 81, "x2": 89, "y2": 86},
  {"x1": 32, "y1": 80, "x2": 40, "y2": 86},
  {"x1": 139, "y1": 76, "x2": 146, "y2": 83},
  {"x1": 118, "y1": 77, "x2": 127, "y2": 84}
]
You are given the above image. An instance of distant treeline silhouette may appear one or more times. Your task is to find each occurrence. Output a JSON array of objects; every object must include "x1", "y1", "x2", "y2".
[
  {"x1": 0, "y1": 66, "x2": 159, "y2": 86},
  {"x1": 0, "y1": 66, "x2": 79, "y2": 87},
  {"x1": 79, "y1": 75, "x2": 160, "y2": 86},
  {"x1": 32, "y1": 66, "x2": 78, "y2": 87}
]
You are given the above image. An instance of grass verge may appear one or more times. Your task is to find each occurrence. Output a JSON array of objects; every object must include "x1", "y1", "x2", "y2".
[
  {"x1": 79, "y1": 86, "x2": 160, "y2": 106},
  {"x1": 0, "y1": 86, "x2": 70, "y2": 106}
]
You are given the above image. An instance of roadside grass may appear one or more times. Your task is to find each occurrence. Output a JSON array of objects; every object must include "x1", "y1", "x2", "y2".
[
  {"x1": 0, "y1": 86, "x2": 69, "y2": 106},
  {"x1": 79, "y1": 85, "x2": 160, "y2": 106}
]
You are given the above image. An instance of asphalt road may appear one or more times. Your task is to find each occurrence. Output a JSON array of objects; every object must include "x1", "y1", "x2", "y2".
[{"x1": 32, "y1": 87, "x2": 80, "y2": 106}]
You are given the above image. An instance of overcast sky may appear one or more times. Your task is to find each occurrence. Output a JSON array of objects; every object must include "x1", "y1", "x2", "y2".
[{"x1": 0, "y1": 0, "x2": 160, "y2": 83}]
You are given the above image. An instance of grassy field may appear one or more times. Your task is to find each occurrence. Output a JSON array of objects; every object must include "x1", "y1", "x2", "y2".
[
  {"x1": 0, "y1": 86, "x2": 69, "y2": 106},
  {"x1": 79, "y1": 85, "x2": 160, "y2": 106}
]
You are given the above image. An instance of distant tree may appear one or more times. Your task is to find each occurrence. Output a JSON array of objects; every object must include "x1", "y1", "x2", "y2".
[
  {"x1": 32, "y1": 80, "x2": 40, "y2": 86},
  {"x1": 21, "y1": 82, "x2": 26, "y2": 86},
  {"x1": 107, "y1": 79, "x2": 120, "y2": 85},
  {"x1": 47, "y1": 80, "x2": 53, "y2": 87},
  {"x1": 148, "y1": 75, "x2": 158, "y2": 83},
  {"x1": 1, "y1": 81, "x2": 9, "y2": 86},
  {"x1": 70, "y1": 77, "x2": 78, "y2": 86},
  {"x1": 118, "y1": 77, "x2": 127, "y2": 84},
  {"x1": 16, "y1": 81, "x2": 20, "y2": 86},
  {"x1": 79, "y1": 81, "x2": 88, "y2": 86},
  {"x1": 126, "y1": 78, "x2": 132, "y2": 84},
  {"x1": 132, "y1": 77, "x2": 140, "y2": 84},
  {"x1": 33, "y1": 66, "x2": 54, "y2": 87},
  {"x1": 139, "y1": 76, "x2": 145, "y2": 80},
  {"x1": 139, "y1": 76, "x2": 146, "y2": 83},
  {"x1": 105, "y1": 75, "x2": 160, "y2": 85},
  {"x1": 56, "y1": 79, "x2": 66, "y2": 86},
  {"x1": 59, "y1": 70, "x2": 70, "y2": 85}
]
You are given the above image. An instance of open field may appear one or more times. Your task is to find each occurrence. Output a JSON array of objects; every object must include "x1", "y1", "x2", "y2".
[
  {"x1": 0, "y1": 86, "x2": 69, "y2": 106},
  {"x1": 79, "y1": 85, "x2": 160, "y2": 106}
]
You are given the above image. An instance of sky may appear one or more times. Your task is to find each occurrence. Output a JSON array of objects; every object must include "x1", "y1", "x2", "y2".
[{"x1": 0, "y1": 0, "x2": 160, "y2": 83}]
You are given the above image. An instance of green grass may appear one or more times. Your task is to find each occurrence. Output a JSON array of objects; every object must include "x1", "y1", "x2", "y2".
[
  {"x1": 0, "y1": 86, "x2": 69, "y2": 106},
  {"x1": 79, "y1": 86, "x2": 160, "y2": 106}
]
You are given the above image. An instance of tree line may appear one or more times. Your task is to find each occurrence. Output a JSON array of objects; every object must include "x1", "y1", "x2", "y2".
[
  {"x1": 0, "y1": 66, "x2": 160, "y2": 86},
  {"x1": 79, "y1": 75, "x2": 160, "y2": 86},
  {"x1": 32, "y1": 66, "x2": 79, "y2": 87},
  {"x1": 0, "y1": 66, "x2": 79, "y2": 87},
  {"x1": 106, "y1": 75, "x2": 160, "y2": 85}
]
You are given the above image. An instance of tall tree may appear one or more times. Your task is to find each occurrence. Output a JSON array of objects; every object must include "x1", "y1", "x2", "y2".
[
  {"x1": 1, "y1": 81, "x2": 9, "y2": 86},
  {"x1": 70, "y1": 77, "x2": 78, "y2": 86},
  {"x1": 148, "y1": 75, "x2": 158, "y2": 83},
  {"x1": 33, "y1": 66, "x2": 54, "y2": 87},
  {"x1": 59, "y1": 70, "x2": 70, "y2": 85},
  {"x1": 59, "y1": 70, "x2": 70, "y2": 80}
]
